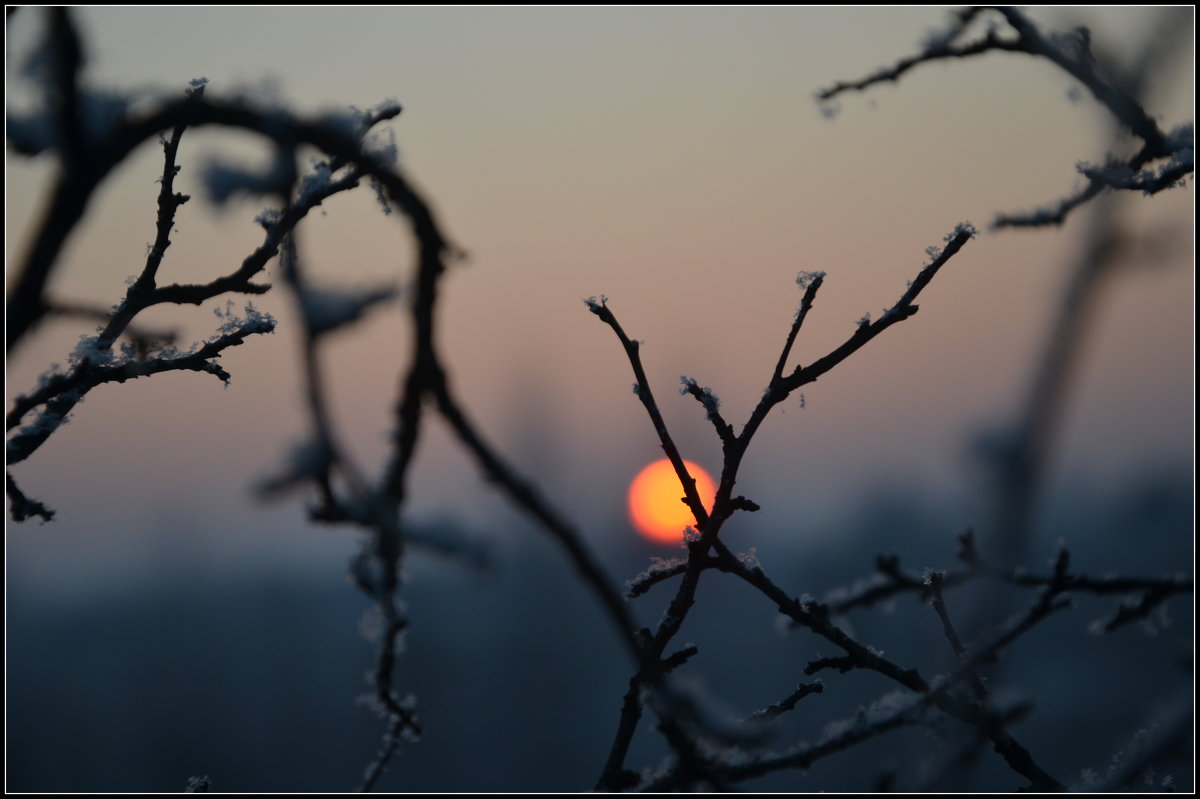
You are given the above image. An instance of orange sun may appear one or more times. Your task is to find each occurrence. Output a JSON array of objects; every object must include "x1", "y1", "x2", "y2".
[{"x1": 628, "y1": 458, "x2": 716, "y2": 545}]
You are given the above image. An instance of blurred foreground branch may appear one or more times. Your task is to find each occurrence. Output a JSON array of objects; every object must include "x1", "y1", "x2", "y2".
[{"x1": 5, "y1": 6, "x2": 1192, "y2": 793}]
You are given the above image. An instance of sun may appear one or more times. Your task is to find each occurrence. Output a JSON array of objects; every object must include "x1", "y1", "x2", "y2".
[{"x1": 628, "y1": 458, "x2": 716, "y2": 545}]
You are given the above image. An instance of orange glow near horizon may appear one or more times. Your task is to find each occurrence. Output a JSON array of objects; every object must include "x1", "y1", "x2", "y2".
[{"x1": 628, "y1": 459, "x2": 716, "y2": 545}]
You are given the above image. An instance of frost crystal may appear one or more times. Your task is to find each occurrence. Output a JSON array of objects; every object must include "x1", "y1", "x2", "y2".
[
  {"x1": 212, "y1": 300, "x2": 276, "y2": 336},
  {"x1": 1164, "y1": 122, "x2": 1194, "y2": 153},
  {"x1": 927, "y1": 223, "x2": 977, "y2": 260},
  {"x1": 319, "y1": 99, "x2": 403, "y2": 140},
  {"x1": 358, "y1": 605, "x2": 384, "y2": 642},
  {"x1": 367, "y1": 177, "x2": 394, "y2": 216},
  {"x1": 7, "y1": 387, "x2": 86, "y2": 459},
  {"x1": 856, "y1": 312, "x2": 871, "y2": 328},
  {"x1": 682, "y1": 526, "x2": 701, "y2": 544},
  {"x1": 365, "y1": 126, "x2": 399, "y2": 167},
  {"x1": 951, "y1": 221, "x2": 978, "y2": 239},
  {"x1": 795, "y1": 270, "x2": 825, "y2": 290},
  {"x1": 34, "y1": 363, "x2": 65, "y2": 392},
  {"x1": 737, "y1": 547, "x2": 760, "y2": 570},
  {"x1": 626, "y1": 556, "x2": 687, "y2": 597},
  {"x1": 679, "y1": 376, "x2": 721, "y2": 421},
  {"x1": 583, "y1": 295, "x2": 607, "y2": 312},
  {"x1": 68, "y1": 335, "x2": 117, "y2": 368},
  {"x1": 185, "y1": 775, "x2": 212, "y2": 794},
  {"x1": 255, "y1": 208, "x2": 283, "y2": 229},
  {"x1": 1077, "y1": 144, "x2": 1195, "y2": 195},
  {"x1": 297, "y1": 159, "x2": 333, "y2": 205},
  {"x1": 186, "y1": 77, "x2": 209, "y2": 99}
]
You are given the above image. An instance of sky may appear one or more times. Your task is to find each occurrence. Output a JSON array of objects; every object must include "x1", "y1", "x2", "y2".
[
  {"x1": 5, "y1": 6, "x2": 1194, "y2": 584},
  {"x1": 4, "y1": 7, "x2": 1195, "y2": 794}
]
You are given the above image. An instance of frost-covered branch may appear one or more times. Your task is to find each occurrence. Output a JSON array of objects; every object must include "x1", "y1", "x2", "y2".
[
  {"x1": 626, "y1": 555, "x2": 730, "y2": 599},
  {"x1": 818, "y1": 7, "x2": 1165, "y2": 146},
  {"x1": 820, "y1": 531, "x2": 1192, "y2": 630},
  {"x1": 1076, "y1": 133, "x2": 1194, "y2": 196},
  {"x1": 679, "y1": 377, "x2": 734, "y2": 444},
  {"x1": 772, "y1": 270, "x2": 825, "y2": 385},
  {"x1": 778, "y1": 224, "x2": 975, "y2": 395},
  {"x1": 7, "y1": 310, "x2": 275, "y2": 467},
  {"x1": 746, "y1": 681, "x2": 825, "y2": 722},
  {"x1": 42, "y1": 301, "x2": 177, "y2": 353},
  {"x1": 431, "y1": 372, "x2": 643, "y2": 663},
  {"x1": 586, "y1": 298, "x2": 714, "y2": 530},
  {"x1": 726, "y1": 545, "x2": 1069, "y2": 790},
  {"x1": 6, "y1": 77, "x2": 403, "y2": 352},
  {"x1": 7, "y1": 7, "x2": 1191, "y2": 792},
  {"x1": 1084, "y1": 697, "x2": 1193, "y2": 792},
  {"x1": 926, "y1": 571, "x2": 988, "y2": 700},
  {"x1": 6, "y1": 76, "x2": 398, "y2": 522},
  {"x1": 818, "y1": 7, "x2": 1193, "y2": 229},
  {"x1": 589, "y1": 224, "x2": 977, "y2": 789},
  {"x1": 5, "y1": 472, "x2": 55, "y2": 523}
]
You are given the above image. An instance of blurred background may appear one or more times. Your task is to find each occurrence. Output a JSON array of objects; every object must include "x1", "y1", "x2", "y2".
[{"x1": 5, "y1": 7, "x2": 1193, "y2": 792}]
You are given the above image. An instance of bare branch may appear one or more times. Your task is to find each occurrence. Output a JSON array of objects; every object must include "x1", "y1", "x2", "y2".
[
  {"x1": 819, "y1": 8, "x2": 1192, "y2": 230},
  {"x1": 780, "y1": 223, "x2": 976, "y2": 394},
  {"x1": 746, "y1": 681, "x2": 824, "y2": 722},
  {"x1": 586, "y1": 298, "x2": 712, "y2": 530},
  {"x1": 772, "y1": 271, "x2": 825, "y2": 385},
  {"x1": 5, "y1": 473, "x2": 55, "y2": 522}
]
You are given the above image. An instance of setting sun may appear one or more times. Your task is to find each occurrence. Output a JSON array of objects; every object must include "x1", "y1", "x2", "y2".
[{"x1": 628, "y1": 459, "x2": 717, "y2": 545}]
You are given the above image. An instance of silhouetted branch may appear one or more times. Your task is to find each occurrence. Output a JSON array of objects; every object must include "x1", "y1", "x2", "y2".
[
  {"x1": 772, "y1": 270, "x2": 824, "y2": 385},
  {"x1": 5, "y1": 472, "x2": 55, "y2": 522},
  {"x1": 649, "y1": 689, "x2": 930, "y2": 790},
  {"x1": 6, "y1": 90, "x2": 396, "y2": 520},
  {"x1": 819, "y1": 7, "x2": 1165, "y2": 147},
  {"x1": 6, "y1": 7, "x2": 1191, "y2": 793},
  {"x1": 680, "y1": 377, "x2": 735, "y2": 446},
  {"x1": 927, "y1": 571, "x2": 988, "y2": 699},
  {"x1": 779, "y1": 224, "x2": 975, "y2": 395},
  {"x1": 626, "y1": 557, "x2": 689, "y2": 598},
  {"x1": 818, "y1": 7, "x2": 1192, "y2": 230},
  {"x1": 1086, "y1": 697, "x2": 1193, "y2": 792},
  {"x1": 586, "y1": 298, "x2": 713, "y2": 530},
  {"x1": 746, "y1": 681, "x2": 824, "y2": 722},
  {"x1": 359, "y1": 716, "x2": 408, "y2": 793},
  {"x1": 433, "y1": 373, "x2": 642, "y2": 661},
  {"x1": 42, "y1": 301, "x2": 176, "y2": 352},
  {"x1": 591, "y1": 224, "x2": 977, "y2": 789},
  {"x1": 6, "y1": 313, "x2": 275, "y2": 469},
  {"x1": 821, "y1": 532, "x2": 1192, "y2": 629},
  {"x1": 7, "y1": 92, "x2": 402, "y2": 351}
]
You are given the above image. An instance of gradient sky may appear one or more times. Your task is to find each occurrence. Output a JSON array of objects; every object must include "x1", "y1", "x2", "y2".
[{"x1": 5, "y1": 8, "x2": 1194, "y2": 587}]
